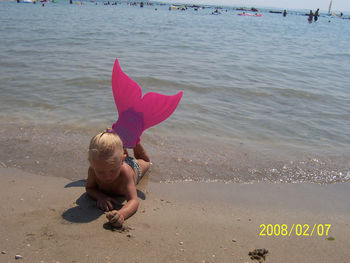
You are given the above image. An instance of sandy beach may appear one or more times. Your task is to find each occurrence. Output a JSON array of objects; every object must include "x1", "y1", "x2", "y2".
[
  {"x1": 1, "y1": 167, "x2": 350, "y2": 263},
  {"x1": 1, "y1": 1, "x2": 350, "y2": 262}
]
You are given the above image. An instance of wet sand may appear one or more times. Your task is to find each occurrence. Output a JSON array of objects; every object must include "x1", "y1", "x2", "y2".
[
  {"x1": 1, "y1": 117, "x2": 349, "y2": 184},
  {"x1": 1, "y1": 167, "x2": 350, "y2": 263}
]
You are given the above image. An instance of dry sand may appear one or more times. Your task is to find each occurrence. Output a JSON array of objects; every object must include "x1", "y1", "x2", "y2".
[{"x1": 1, "y1": 167, "x2": 350, "y2": 263}]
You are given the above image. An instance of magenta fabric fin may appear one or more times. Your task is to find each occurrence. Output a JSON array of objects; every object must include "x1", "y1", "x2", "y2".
[{"x1": 110, "y1": 59, "x2": 183, "y2": 148}]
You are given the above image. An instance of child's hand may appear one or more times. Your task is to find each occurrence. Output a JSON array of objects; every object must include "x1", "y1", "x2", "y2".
[
  {"x1": 106, "y1": 210, "x2": 125, "y2": 227},
  {"x1": 97, "y1": 197, "x2": 116, "y2": 212}
]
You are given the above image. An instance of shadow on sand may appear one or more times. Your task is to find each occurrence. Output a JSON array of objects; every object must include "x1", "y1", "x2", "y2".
[
  {"x1": 62, "y1": 179, "x2": 146, "y2": 223},
  {"x1": 64, "y1": 179, "x2": 146, "y2": 200},
  {"x1": 61, "y1": 193, "x2": 104, "y2": 223},
  {"x1": 64, "y1": 179, "x2": 87, "y2": 188}
]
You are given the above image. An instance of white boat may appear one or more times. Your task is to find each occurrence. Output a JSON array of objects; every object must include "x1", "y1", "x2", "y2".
[
  {"x1": 328, "y1": 0, "x2": 342, "y2": 17},
  {"x1": 19, "y1": 0, "x2": 35, "y2": 3}
]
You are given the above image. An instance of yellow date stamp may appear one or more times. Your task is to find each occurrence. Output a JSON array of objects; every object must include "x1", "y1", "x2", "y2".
[{"x1": 259, "y1": 224, "x2": 331, "y2": 237}]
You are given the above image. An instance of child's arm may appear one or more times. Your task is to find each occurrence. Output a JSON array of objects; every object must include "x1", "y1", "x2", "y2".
[
  {"x1": 86, "y1": 167, "x2": 115, "y2": 212},
  {"x1": 106, "y1": 175, "x2": 139, "y2": 227},
  {"x1": 106, "y1": 144, "x2": 150, "y2": 227}
]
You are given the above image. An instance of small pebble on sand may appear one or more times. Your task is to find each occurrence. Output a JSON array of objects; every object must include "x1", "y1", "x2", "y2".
[{"x1": 15, "y1": 254, "x2": 23, "y2": 259}]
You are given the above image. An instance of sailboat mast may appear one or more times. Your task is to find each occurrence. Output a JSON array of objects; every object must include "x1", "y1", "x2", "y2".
[{"x1": 328, "y1": 0, "x2": 333, "y2": 15}]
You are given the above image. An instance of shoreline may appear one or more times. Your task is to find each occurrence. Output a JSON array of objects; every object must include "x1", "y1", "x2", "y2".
[
  {"x1": 1, "y1": 118, "x2": 350, "y2": 185},
  {"x1": 1, "y1": 167, "x2": 349, "y2": 262}
]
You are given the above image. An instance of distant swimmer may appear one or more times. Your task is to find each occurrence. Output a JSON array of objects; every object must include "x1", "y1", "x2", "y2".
[
  {"x1": 283, "y1": 9, "x2": 287, "y2": 17},
  {"x1": 212, "y1": 8, "x2": 221, "y2": 15},
  {"x1": 308, "y1": 10, "x2": 313, "y2": 23},
  {"x1": 314, "y1": 8, "x2": 319, "y2": 21}
]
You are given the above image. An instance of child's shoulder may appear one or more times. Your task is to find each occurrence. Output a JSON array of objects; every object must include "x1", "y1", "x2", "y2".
[{"x1": 120, "y1": 163, "x2": 136, "y2": 181}]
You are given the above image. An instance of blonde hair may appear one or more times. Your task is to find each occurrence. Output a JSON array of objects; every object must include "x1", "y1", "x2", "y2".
[{"x1": 88, "y1": 132, "x2": 124, "y2": 165}]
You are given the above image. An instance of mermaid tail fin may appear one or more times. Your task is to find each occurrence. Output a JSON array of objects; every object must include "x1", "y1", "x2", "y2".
[{"x1": 111, "y1": 59, "x2": 183, "y2": 148}]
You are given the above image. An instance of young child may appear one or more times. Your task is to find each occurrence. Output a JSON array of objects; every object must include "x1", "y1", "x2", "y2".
[{"x1": 86, "y1": 131, "x2": 150, "y2": 227}]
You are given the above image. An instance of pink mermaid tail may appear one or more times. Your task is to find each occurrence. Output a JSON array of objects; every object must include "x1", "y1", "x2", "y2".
[{"x1": 109, "y1": 59, "x2": 183, "y2": 148}]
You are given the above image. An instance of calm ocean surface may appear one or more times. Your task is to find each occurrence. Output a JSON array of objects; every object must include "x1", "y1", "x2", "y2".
[{"x1": 1, "y1": 1, "x2": 350, "y2": 183}]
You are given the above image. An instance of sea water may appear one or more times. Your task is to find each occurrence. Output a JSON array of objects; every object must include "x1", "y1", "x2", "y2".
[{"x1": 1, "y1": 1, "x2": 350, "y2": 183}]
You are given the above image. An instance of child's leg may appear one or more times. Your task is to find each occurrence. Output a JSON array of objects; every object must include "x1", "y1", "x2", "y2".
[
  {"x1": 133, "y1": 143, "x2": 150, "y2": 162},
  {"x1": 124, "y1": 148, "x2": 129, "y2": 157},
  {"x1": 133, "y1": 144, "x2": 150, "y2": 177}
]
